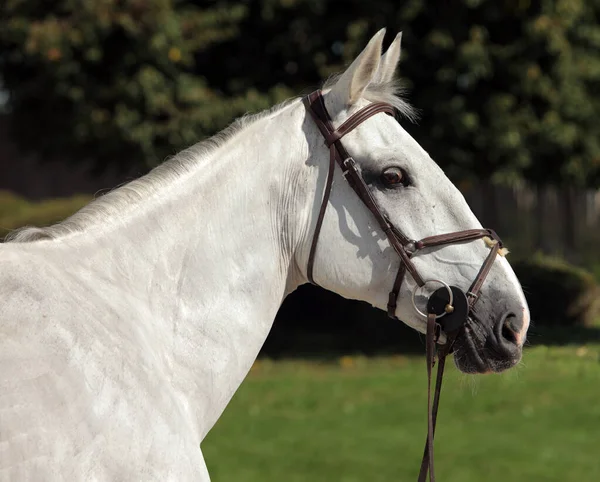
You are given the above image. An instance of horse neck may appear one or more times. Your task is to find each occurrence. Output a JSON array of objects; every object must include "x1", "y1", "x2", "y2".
[{"x1": 45, "y1": 99, "x2": 312, "y2": 438}]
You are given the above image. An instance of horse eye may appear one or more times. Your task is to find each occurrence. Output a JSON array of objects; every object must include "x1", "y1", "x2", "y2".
[{"x1": 381, "y1": 167, "x2": 408, "y2": 187}]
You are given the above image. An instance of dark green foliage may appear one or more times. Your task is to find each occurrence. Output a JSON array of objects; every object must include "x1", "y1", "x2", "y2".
[
  {"x1": 395, "y1": 0, "x2": 600, "y2": 187},
  {"x1": 2, "y1": 0, "x2": 600, "y2": 185},
  {"x1": 513, "y1": 254, "x2": 600, "y2": 326},
  {"x1": 0, "y1": 0, "x2": 291, "y2": 170}
]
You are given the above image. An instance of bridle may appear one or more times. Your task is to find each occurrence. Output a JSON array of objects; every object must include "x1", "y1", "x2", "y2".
[{"x1": 303, "y1": 90, "x2": 505, "y2": 482}]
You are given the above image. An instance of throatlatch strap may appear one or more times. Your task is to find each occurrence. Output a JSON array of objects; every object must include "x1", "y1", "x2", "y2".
[
  {"x1": 306, "y1": 143, "x2": 336, "y2": 285},
  {"x1": 387, "y1": 263, "x2": 407, "y2": 318}
]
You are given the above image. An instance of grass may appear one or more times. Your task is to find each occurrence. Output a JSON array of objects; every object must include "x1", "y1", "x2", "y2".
[{"x1": 203, "y1": 344, "x2": 600, "y2": 482}]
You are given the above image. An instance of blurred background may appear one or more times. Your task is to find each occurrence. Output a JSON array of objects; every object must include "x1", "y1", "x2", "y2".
[{"x1": 1, "y1": 1, "x2": 600, "y2": 481}]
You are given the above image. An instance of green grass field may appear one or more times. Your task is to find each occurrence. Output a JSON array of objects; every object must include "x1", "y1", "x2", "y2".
[{"x1": 203, "y1": 343, "x2": 600, "y2": 482}]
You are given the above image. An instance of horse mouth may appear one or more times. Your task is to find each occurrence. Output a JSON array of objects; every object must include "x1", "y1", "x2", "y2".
[{"x1": 452, "y1": 316, "x2": 522, "y2": 374}]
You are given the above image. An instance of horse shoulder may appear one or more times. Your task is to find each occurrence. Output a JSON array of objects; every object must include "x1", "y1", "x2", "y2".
[
  {"x1": 0, "y1": 249, "x2": 204, "y2": 480},
  {"x1": 0, "y1": 250, "x2": 95, "y2": 475}
]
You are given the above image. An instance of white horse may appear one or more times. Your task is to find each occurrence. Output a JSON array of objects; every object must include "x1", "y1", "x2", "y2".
[{"x1": 0, "y1": 29, "x2": 529, "y2": 480}]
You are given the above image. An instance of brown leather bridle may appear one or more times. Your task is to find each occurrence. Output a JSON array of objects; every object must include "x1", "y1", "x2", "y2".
[{"x1": 303, "y1": 90, "x2": 505, "y2": 482}]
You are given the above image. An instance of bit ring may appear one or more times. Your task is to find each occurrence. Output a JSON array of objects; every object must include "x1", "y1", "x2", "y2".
[{"x1": 411, "y1": 279, "x2": 454, "y2": 319}]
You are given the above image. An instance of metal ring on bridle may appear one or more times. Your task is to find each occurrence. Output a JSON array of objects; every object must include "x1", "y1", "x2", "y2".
[{"x1": 411, "y1": 279, "x2": 454, "y2": 319}]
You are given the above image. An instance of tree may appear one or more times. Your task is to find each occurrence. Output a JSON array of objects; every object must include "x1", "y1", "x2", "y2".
[
  {"x1": 2, "y1": 0, "x2": 600, "y2": 187},
  {"x1": 0, "y1": 0, "x2": 290, "y2": 170},
  {"x1": 183, "y1": 0, "x2": 600, "y2": 188},
  {"x1": 410, "y1": 0, "x2": 600, "y2": 189}
]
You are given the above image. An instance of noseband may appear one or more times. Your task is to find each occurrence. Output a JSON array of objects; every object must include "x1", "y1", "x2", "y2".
[{"x1": 303, "y1": 90, "x2": 504, "y2": 482}]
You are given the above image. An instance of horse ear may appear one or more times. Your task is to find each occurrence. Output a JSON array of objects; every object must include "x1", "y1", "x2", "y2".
[
  {"x1": 374, "y1": 31, "x2": 402, "y2": 84},
  {"x1": 328, "y1": 28, "x2": 385, "y2": 108}
]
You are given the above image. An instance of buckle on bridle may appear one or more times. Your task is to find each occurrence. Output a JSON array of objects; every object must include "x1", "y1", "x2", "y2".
[
  {"x1": 405, "y1": 241, "x2": 417, "y2": 255},
  {"x1": 466, "y1": 291, "x2": 479, "y2": 304},
  {"x1": 342, "y1": 157, "x2": 357, "y2": 178}
]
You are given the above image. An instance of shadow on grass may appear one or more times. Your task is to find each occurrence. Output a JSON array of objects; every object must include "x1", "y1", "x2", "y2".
[{"x1": 259, "y1": 285, "x2": 600, "y2": 360}]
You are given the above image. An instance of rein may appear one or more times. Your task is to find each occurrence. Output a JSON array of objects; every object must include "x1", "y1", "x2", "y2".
[{"x1": 303, "y1": 90, "x2": 504, "y2": 482}]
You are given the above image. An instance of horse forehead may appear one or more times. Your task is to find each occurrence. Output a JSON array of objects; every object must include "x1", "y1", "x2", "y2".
[{"x1": 345, "y1": 117, "x2": 430, "y2": 167}]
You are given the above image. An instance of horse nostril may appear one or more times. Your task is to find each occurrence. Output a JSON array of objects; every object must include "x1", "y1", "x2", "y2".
[
  {"x1": 501, "y1": 316, "x2": 518, "y2": 345},
  {"x1": 489, "y1": 310, "x2": 525, "y2": 360},
  {"x1": 496, "y1": 312, "x2": 526, "y2": 350}
]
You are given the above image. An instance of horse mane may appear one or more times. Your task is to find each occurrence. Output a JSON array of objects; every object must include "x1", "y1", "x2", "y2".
[
  {"x1": 5, "y1": 79, "x2": 414, "y2": 243},
  {"x1": 4, "y1": 99, "x2": 298, "y2": 243}
]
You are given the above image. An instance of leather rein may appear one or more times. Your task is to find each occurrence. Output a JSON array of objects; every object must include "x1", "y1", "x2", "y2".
[{"x1": 303, "y1": 90, "x2": 504, "y2": 482}]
